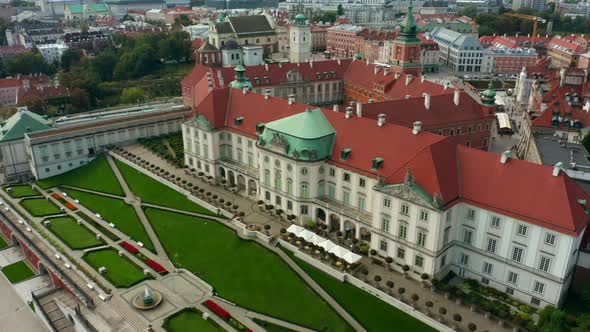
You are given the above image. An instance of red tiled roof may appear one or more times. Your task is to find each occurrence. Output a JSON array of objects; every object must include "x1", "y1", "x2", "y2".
[
  {"x1": 191, "y1": 38, "x2": 204, "y2": 49},
  {"x1": 548, "y1": 37, "x2": 585, "y2": 55},
  {"x1": 191, "y1": 87, "x2": 590, "y2": 235},
  {"x1": 0, "y1": 78, "x2": 20, "y2": 88},
  {"x1": 343, "y1": 61, "x2": 453, "y2": 100}
]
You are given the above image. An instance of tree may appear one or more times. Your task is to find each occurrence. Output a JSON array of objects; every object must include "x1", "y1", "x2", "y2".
[
  {"x1": 173, "y1": 14, "x2": 192, "y2": 28},
  {"x1": 158, "y1": 31, "x2": 191, "y2": 62},
  {"x1": 582, "y1": 283, "x2": 590, "y2": 308},
  {"x1": 91, "y1": 51, "x2": 118, "y2": 82},
  {"x1": 70, "y1": 88, "x2": 89, "y2": 111},
  {"x1": 60, "y1": 49, "x2": 81, "y2": 71},
  {"x1": 337, "y1": 4, "x2": 344, "y2": 16},
  {"x1": 120, "y1": 87, "x2": 147, "y2": 104},
  {"x1": 19, "y1": 95, "x2": 46, "y2": 114},
  {"x1": 7, "y1": 52, "x2": 54, "y2": 75},
  {"x1": 459, "y1": 5, "x2": 478, "y2": 18},
  {"x1": 121, "y1": 14, "x2": 135, "y2": 22}
]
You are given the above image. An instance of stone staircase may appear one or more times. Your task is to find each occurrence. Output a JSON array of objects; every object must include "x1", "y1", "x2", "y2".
[{"x1": 37, "y1": 290, "x2": 77, "y2": 332}]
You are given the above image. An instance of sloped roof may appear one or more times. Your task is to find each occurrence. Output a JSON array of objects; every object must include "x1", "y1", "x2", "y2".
[
  {"x1": 228, "y1": 15, "x2": 273, "y2": 36},
  {"x1": 0, "y1": 110, "x2": 51, "y2": 142},
  {"x1": 265, "y1": 108, "x2": 335, "y2": 139},
  {"x1": 67, "y1": 3, "x2": 110, "y2": 14}
]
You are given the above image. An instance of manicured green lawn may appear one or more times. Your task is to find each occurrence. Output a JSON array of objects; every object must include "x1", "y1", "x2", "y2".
[
  {"x1": 83, "y1": 249, "x2": 147, "y2": 288},
  {"x1": 146, "y1": 208, "x2": 352, "y2": 332},
  {"x1": 0, "y1": 235, "x2": 8, "y2": 250},
  {"x1": 36, "y1": 155, "x2": 124, "y2": 196},
  {"x1": 2, "y1": 261, "x2": 35, "y2": 284},
  {"x1": 20, "y1": 198, "x2": 62, "y2": 217},
  {"x1": 163, "y1": 308, "x2": 223, "y2": 332},
  {"x1": 44, "y1": 217, "x2": 104, "y2": 250},
  {"x1": 115, "y1": 160, "x2": 217, "y2": 216},
  {"x1": 5, "y1": 185, "x2": 39, "y2": 198},
  {"x1": 65, "y1": 189, "x2": 154, "y2": 252},
  {"x1": 282, "y1": 248, "x2": 437, "y2": 332}
]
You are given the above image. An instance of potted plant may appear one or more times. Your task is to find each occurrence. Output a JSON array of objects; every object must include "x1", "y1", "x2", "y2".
[
  {"x1": 421, "y1": 273, "x2": 430, "y2": 287},
  {"x1": 398, "y1": 287, "x2": 405, "y2": 300},
  {"x1": 361, "y1": 269, "x2": 369, "y2": 282},
  {"x1": 369, "y1": 249, "x2": 377, "y2": 257},
  {"x1": 468, "y1": 323, "x2": 477, "y2": 331},
  {"x1": 425, "y1": 301, "x2": 434, "y2": 315},
  {"x1": 438, "y1": 308, "x2": 447, "y2": 322},
  {"x1": 386, "y1": 281, "x2": 394, "y2": 295},
  {"x1": 385, "y1": 257, "x2": 394, "y2": 271},
  {"x1": 402, "y1": 264, "x2": 410, "y2": 278},
  {"x1": 373, "y1": 275, "x2": 382, "y2": 289}
]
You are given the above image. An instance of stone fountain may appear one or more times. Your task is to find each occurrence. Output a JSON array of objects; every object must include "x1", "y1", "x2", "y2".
[{"x1": 132, "y1": 286, "x2": 163, "y2": 310}]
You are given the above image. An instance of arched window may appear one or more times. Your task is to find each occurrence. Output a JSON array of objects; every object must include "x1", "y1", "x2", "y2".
[
  {"x1": 318, "y1": 180, "x2": 325, "y2": 197},
  {"x1": 301, "y1": 167, "x2": 308, "y2": 175},
  {"x1": 275, "y1": 170, "x2": 282, "y2": 191},
  {"x1": 264, "y1": 170, "x2": 270, "y2": 185},
  {"x1": 287, "y1": 178, "x2": 293, "y2": 194},
  {"x1": 300, "y1": 182, "x2": 309, "y2": 198}
]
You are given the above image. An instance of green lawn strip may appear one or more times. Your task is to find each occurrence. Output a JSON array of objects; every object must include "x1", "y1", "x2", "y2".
[
  {"x1": 281, "y1": 247, "x2": 437, "y2": 332},
  {"x1": 252, "y1": 319, "x2": 297, "y2": 332},
  {"x1": 44, "y1": 217, "x2": 104, "y2": 250},
  {"x1": 83, "y1": 249, "x2": 147, "y2": 288},
  {"x1": 20, "y1": 198, "x2": 62, "y2": 217},
  {"x1": 65, "y1": 189, "x2": 155, "y2": 252},
  {"x1": 0, "y1": 235, "x2": 7, "y2": 250},
  {"x1": 2, "y1": 261, "x2": 35, "y2": 284},
  {"x1": 163, "y1": 308, "x2": 223, "y2": 332},
  {"x1": 5, "y1": 185, "x2": 39, "y2": 198},
  {"x1": 146, "y1": 208, "x2": 353, "y2": 332},
  {"x1": 115, "y1": 160, "x2": 216, "y2": 216},
  {"x1": 75, "y1": 212, "x2": 120, "y2": 241},
  {"x1": 36, "y1": 155, "x2": 124, "y2": 196}
]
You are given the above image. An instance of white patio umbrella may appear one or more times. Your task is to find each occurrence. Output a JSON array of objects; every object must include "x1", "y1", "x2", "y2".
[
  {"x1": 287, "y1": 224, "x2": 305, "y2": 235},
  {"x1": 341, "y1": 251, "x2": 362, "y2": 264},
  {"x1": 328, "y1": 245, "x2": 348, "y2": 257},
  {"x1": 298, "y1": 229, "x2": 316, "y2": 241},
  {"x1": 317, "y1": 239, "x2": 336, "y2": 251},
  {"x1": 308, "y1": 234, "x2": 325, "y2": 245}
]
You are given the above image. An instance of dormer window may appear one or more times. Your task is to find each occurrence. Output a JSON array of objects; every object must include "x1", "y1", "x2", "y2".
[
  {"x1": 254, "y1": 77, "x2": 260, "y2": 85},
  {"x1": 331, "y1": 71, "x2": 336, "y2": 78},
  {"x1": 372, "y1": 157, "x2": 384, "y2": 170},
  {"x1": 340, "y1": 148, "x2": 351, "y2": 160},
  {"x1": 316, "y1": 72, "x2": 321, "y2": 79},
  {"x1": 264, "y1": 76, "x2": 270, "y2": 83},
  {"x1": 256, "y1": 123, "x2": 265, "y2": 134},
  {"x1": 234, "y1": 116, "x2": 244, "y2": 126}
]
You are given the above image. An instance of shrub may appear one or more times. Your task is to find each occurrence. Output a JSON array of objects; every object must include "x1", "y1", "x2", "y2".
[
  {"x1": 219, "y1": 198, "x2": 224, "y2": 203},
  {"x1": 361, "y1": 269, "x2": 369, "y2": 276},
  {"x1": 212, "y1": 195, "x2": 218, "y2": 199},
  {"x1": 264, "y1": 225, "x2": 271, "y2": 230},
  {"x1": 369, "y1": 249, "x2": 377, "y2": 256},
  {"x1": 307, "y1": 220, "x2": 316, "y2": 229},
  {"x1": 257, "y1": 200, "x2": 264, "y2": 205},
  {"x1": 439, "y1": 308, "x2": 447, "y2": 315},
  {"x1": 280, "y1": 228, "x2": 287, "y2": 234},
  {"x1": 411, "y1": 294, "x2": 419, "y2": 302},
  {"x1": 398, "y1": 287, "x2": 405, "y2": 295},
  {"x1": 226, "y1": 202, "x2": 232, "y2": 206},
  {"x1": 232, "y1": 205, "x2": 238, "y2": 210},
  {"x1": 453, "y1": 314, "x2": 462, "y2": 322},
  {"x1": 374, "y1": 275, "x2": 382, "y2": 283},
  {"x1": 426, "y1": 301, "x2": 434, "y2": 308},
  {"x1": 402, "y1": 265, "x2": 410, "y2": 272},
  {"x1": 386, "y1": 281, "x2": 394, "y2": 289},
  {"x1": 238, "y1": 212, "x2": 245, "y2": 217},
  {"x1": 336, "y1": 231, "x2": 343, "y2": 237},
  {"x1": 468, "y1": 323, "x2": 477, "y2": 331},
  {"x1": 385, "y1": 257, "x2": 393, "y2": 264},
  {"x1": 421, "y1": 273, "x2": 429, "y2": 280}
]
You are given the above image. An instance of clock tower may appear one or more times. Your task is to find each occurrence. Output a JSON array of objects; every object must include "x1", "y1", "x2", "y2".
[{"x1": 391, "y1": 0, "x2": 422, "y2": 76}]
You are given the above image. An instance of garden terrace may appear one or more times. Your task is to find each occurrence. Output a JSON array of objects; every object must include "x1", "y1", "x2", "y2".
[
  {"x1": 282, "y1": 247, "x2": 437, "y2": 332},
  {"x1": 115, "y1": 160, "x2": 216, "y2": 216},
  {"x1": 1, "y1": 261, "x2": 35, "y2": 284},
  {"x1": 65, "y1": 189, "x2": 155, "y2": 252},
  {"x1": 44, "y1": 216, "x2": 104, "y2": 250},
  {"x1": 5, "y1": 185, "x2": 39, "y2": 198},
  {"x1": 75, "y1": 211, "x2": 119, "y2": 241},
  {"x1": 145, "y1": 207, "x2": 353, "y2": 331},
  {"x1": 20, "y1": 197, "x2": 62, "y2": 217},
  {"x1": 138, "y1": 132, "x2": 184, "y2": 168},
  {"x1": 162, "y1": 307, "x2": 224, "y2": 332},
  {"x1": 82, "y1": 248, "x2": 148, "y2": 288},
  {"x1": 36, "y1": 155, "x2": 124, "y2": 196}
]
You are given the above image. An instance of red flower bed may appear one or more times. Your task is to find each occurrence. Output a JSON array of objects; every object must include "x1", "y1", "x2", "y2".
[
  {"x1": 65, "y1": 202, "x2": 77, "y2": 210},
  {"x1": 51, "y1": 193, "x2": 62, "y2": 199},
  {"x1": 203, "y1": 300, "x2": 231, "y2": 320},
  {"x1": 146, "y1": 259, "x2": 167, "y2": 274},
  {"x1": 245, "y1": 329, "x2": 253, "y2": 332},
  {"x1": 120, "y1": 241, "x2": 139, "y2": 254}
]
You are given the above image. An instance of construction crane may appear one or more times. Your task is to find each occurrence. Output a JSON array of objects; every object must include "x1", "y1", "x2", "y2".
[{"x1": 503, "y1": 13, "x2": 547, "y2": 47}]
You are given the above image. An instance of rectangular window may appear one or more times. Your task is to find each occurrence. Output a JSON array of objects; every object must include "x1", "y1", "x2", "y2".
[
  {"x1": 397, "y1": 247, "x2": 405, "y2": 259},
  {"x1": 357, "y1": 196, "x2": 365, "y2": 211},
  {"x1": 486, "y1": 238, "x2": 497, "y2": 254},
  {"x1": 379, "y1": 239, "x2": 388, "y2": 251},
  {"x1": 400, "y1": 203, "x2": 410, "y2": 216},
  {"x1": 506, "y1": 287, "x2": 514, "y2": 295},
  {"x1": 441, "y1": 255, "x2": 447, "y2": 267},
  {"x1": 419, "y1": 210, "x2": 429, "y2": 222},
  {"x1": 539, "y1": 256, "x2": 551, "y2": 272},
  {"x1": 343, "y1": 173, "x2": 350, "y2": 182},
  {"x1": 517, "y1": 224, "x2": 528, "y2": 237},
  {"x1": 329, "y1": 168, "x2": 336, "y2": 177},
  {"x1": 265, "y1": 191, "x2": 271, "y2": 200},
  {"x1": 481, "y1": 277, "x2": 489, "y2": 285},
  {"x1": 415, "y1": 255, "x2": 423, "y2": 267},
  {"x1": 463, "y1": 229, "x2": 473, "y2": 245},
  {"x1": 443, "y1": 227, "x2": 450, "y2": 245},
  {"x1": 512, "y1": 247, "x2": 524, "y2": 263},
  {"x1": 399, "y1": 224, "x2": 408, "y2": 240},
  {"x1": 508, "y1": 271, "x2": 518, "y2": 284},
  {"x1": 491, "y1": 216, "x2": 501, "y2": 228},
  {"x1": 359, "y1": 178, "x2": 366, "y2": 187},
  {"x1": 383, "y1": 198, "x2": 391, "y2": 208},
  {"x1": 483, "y1": 262, "x2": 493, "y2": 275},
  {"x1": 446, "y1": 210, "x2": 452, "y2": 223},
  {"x1": 533, "y1": 281, "x2": 545, "y2": 294},
  {"x1": 531, "y1": 297, "x2": 541, "y2": 306},
  {"x1": 545, "y1": 233, "x2": 556, "y2": 246},
  {"x1": 328, "y1": 184, "x2": 336, "y2": 199},
  {"x1": 459, "y1": 253, "x2": 469, "y2": 266},
  {"x1": 287, "y1": 200, "x2": 293, "y2": 211},
  {"x1": 381, "y1": 216, "x2": 390, "y2": 232},
  {"x1": 300, "y1": 205, "x2": 308, "y2": 215},
  {"x1": 417, "y1": 232, "x2": 427, "y2": 247},
  {"x1": 466, "y1": 208, "x2": 475, "y2": 220}
]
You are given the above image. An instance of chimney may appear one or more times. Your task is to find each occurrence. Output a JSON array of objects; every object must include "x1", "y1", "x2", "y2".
[
  {"x1": 333, "y1": 104, "x2": 339, "y2": 112},
  {"x1": 310, "y1": 60, "x2": 313, "y2": 69},
  {"x1": 264, "y1": 89, "x2": 271, "y2": 99},
  {"x1": 349, "y1": 101, "x2": 355, "y2": 107},
  {"x1": 288, "y1": 94, "x2": 295, "y2": 105},
  {"x1": 279, "y1": 63, "x2": 282, "y2": 68},
  {"x1": 405, "y1": 95, "x2": 412, "y2": 99},
  {"x1": 444, "y1": 82, "x2": 449, "y2": 90},
  {"x1": 345, "y1": 107, "x2": 353, "y2": 119},
  {"x1": 553, "y1": 162, "x2": 563, "y2": 177},
  {"x1": 356, "y1": 101, "x2": 362, "y2": 118},
  {"x1": 453, "y1": 89, "x2": 460, "y2": 106},
  {"x1": 374, "y1": 66, "x2": 380, "y2": 75},
  {"x1": 421, "y1": 75, "x2": 427, "y2": 83},
  {"x1": 368, "y1": 98, "x2": 375, "y2": 103},
  {"x1": 377, "y1": 113, "x2": 386, "y2": 127},
  {"x1": 406, "y1": 74, "x2": 413, "y2": 86},
  {"x1": 394, "y1": 72, "x2": 401, "y2": 80},
  {"x1": 265, "y1": 63, "x2": 269, "y2": 71},
  {"x1": 423, "y1": 93, "x2": 431, "y2": 110},
  {"x1": 337, "y1": 59, "x2": 341, "y2": 66},
  {"x1": 500, "y1": 150, "x2": 511, "y2": 164},
  {"x1": 412, "y1": 121, "x2": 422, "y2": 135},
  {"x1": 584, "y1": 100, "x2": 590, "y2": 112},
  {"x1": 384, "y1": 67, "x2": 391, "y2": 76},
  {"x1": 243, "y1": 86, "x2": 249, "y2": 94}
]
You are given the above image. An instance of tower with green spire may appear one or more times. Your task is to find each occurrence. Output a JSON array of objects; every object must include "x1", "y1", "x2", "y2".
[
  {"x1": 481, "y1": 81, "x2": 497, "y2": 107},
  {"x1": 229, "y1": 64, "x2": 253, "y2": 90},
  {"x1": 390, "y1": 0, "x2": 422, "y2": 76}
]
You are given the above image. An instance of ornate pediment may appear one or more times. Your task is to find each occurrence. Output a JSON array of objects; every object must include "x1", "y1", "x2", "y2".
[
  {"x1": 381, "y1": 183, "x2": 443, "y2": 211},
  {"x1": 266, "y1": 132, "x2": 290, "y2": 155}
]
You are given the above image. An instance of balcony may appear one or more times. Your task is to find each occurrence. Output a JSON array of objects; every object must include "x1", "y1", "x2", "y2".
[
  {"x1": 217, "y1": 157, "x2": 258, "y2": 178},
  {"x1": 315, "y1": 195, "x2": 372, "y2": 224}
]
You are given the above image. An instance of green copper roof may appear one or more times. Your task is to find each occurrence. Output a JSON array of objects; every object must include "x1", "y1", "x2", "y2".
[
  {"x1": 259, "y1": 109, "x2": 336, "y2": 161},
  {"x1": 294, "y1": 13, "x2": 306, "y2": 25},
  {"x1": 0, "y1": 110, "x2": 51, "y2": 142},
  {"x1": 397, "y1": 0, "x2": 420, "y2": 43},
  {"x1": 481, "y1": 80, "x2": 496, "y2": 106},
  {"x1": 229, "y1": 64, "x2": 253, "y2": 89},
  {"x1": 67, "y1": 3, "x2": 109, "y2": 14}
]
